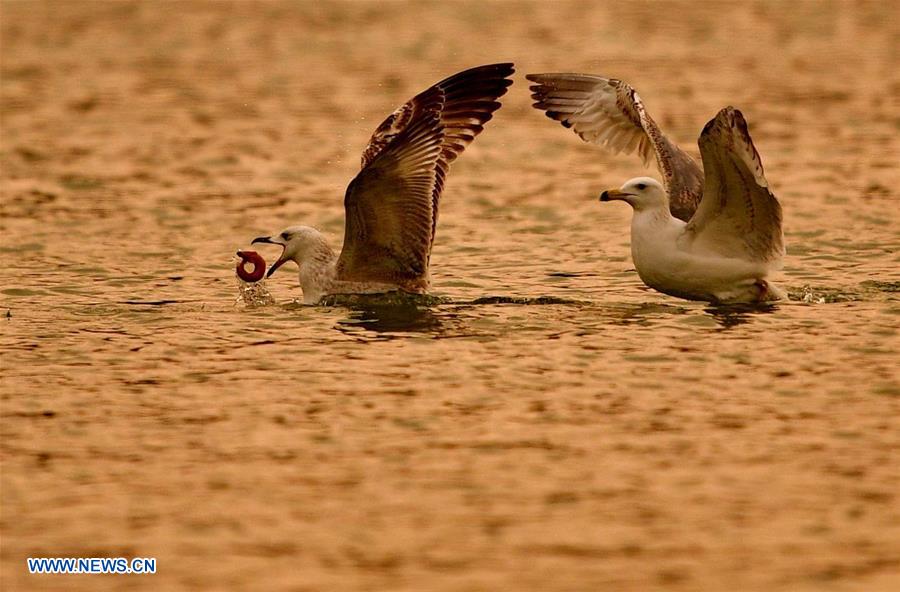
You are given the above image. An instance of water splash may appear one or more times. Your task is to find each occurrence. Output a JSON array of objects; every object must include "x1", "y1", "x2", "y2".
[
  {"x1": 235, "y1": 275, "x2": 276, "y2": 307},
  {"x1": 789, "y1": 281, "x2": 899, "y2": 304}
]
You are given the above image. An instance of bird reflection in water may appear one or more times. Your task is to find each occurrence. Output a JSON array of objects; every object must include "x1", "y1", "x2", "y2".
[
  {"x1": 335, "y1": 305, "x2": 446, "y2": 339},
  {"x1": 325, "y1": 295, "x2": 779, "y2": 339},
  {"x1": 609, "y1": 302, "x2": 689, "y2": 326},
  {"x1": 606, "y1": 300, "x2": 778, "y2": 330},
  {"x1": 705, "y1": 302, "x2": 778, "y2": 329},
  {"x1": 325, "y1": 294, "x2": 468, "y2": 340}
]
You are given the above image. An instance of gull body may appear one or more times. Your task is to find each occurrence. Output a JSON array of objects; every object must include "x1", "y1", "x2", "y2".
[
  {"x1": 603, "y1": 178, "x2": 785, "y2": 303},
  {"x1": 250, "y1": 64, "x2": 515, "y2": 304},
  {"x1": 254, "y1": 225, "x2": 411, "y2": 305}
]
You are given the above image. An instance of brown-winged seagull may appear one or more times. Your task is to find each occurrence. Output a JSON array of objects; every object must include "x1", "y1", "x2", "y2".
[
  {"x1": 252, "y1": 63, "x2": 514, "y2": 304},
  {"x1": 527, "y1": 74, "x2": 785, "y2": 303}
]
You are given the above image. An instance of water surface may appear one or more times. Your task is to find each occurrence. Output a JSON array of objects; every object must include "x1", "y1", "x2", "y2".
[{"x1": 2, "y1": 2, "x2": 898, "y2": 591}]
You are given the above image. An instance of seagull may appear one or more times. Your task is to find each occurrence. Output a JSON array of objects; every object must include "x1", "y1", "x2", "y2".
[
  {"x1": 252, "y1": 63, "x2": 514, "y2": 304},
  {"x1": 527, "y1": 74, "x2": 785, "y2": 304}
]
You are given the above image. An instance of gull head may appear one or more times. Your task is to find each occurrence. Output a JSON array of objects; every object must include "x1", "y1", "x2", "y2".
[
  {"x1": 251, "y1": 225, "x2": 327, "y2": 278},
  {"x1": 599, "y1": 177, "x2": 667, "y2": 212}
]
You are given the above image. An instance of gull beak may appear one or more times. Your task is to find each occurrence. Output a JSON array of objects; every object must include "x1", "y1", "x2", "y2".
[
  {"x1": 265, "y1": 255, "x2": 288, "y2": 278},
  {"x1": 599, "y1": 188, "x2": 633, "y2": 202},
  {"x1": 251, "y1": 236, "x2": 288, "y2": 278}
]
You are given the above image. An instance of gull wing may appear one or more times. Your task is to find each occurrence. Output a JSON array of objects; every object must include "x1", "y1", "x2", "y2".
[
  {"x1": 360, "y1": 63, "x2": 514, "y2": 256},
  {"x1": 526, "y1": 73, "x2": 703, "y2": 221},
  {"x1": 678, "y1": 107, "x2": 784, "y2": 265},
  {"x1": 337, "y1": 64, "x2": 514, "y2": 282},
  {"x1": 336, "y1": 87, "x2": 444, "y2": 282}
]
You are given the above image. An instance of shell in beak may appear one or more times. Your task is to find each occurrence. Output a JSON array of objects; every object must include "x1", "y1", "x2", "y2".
[{"x1": 236, "y1": 250, "x2": 267, "y2": 282}]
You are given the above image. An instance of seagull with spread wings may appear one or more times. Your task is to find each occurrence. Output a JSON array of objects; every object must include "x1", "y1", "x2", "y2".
[
  {"x1": 252, "y1": 63, "x2": 514, "y2": 304},
  {"x1": 527, "y1": 73, "x2": 785, "y2": 303}
]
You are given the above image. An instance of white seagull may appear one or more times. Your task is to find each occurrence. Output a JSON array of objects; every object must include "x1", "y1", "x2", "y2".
[
  {"x1": 253, "y1": 63, "x2": 514, "y2": 304},
  {"x1": 527, "y1": 74, "x2": 785, "y2": 303}
]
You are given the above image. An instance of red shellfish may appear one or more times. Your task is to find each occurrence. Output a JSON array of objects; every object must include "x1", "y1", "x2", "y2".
[{"x1": 236, "y1": 250, "x2": 266, "y2": 283}]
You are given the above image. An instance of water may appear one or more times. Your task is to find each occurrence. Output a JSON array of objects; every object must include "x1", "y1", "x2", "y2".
[{"x1": 2, "y1": 1, "x2": 899, "y2": 590}]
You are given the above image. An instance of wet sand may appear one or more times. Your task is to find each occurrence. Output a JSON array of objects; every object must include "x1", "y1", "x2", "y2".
[{"x1": 1, "y1": 1, "x2": 899, "y2": 590}]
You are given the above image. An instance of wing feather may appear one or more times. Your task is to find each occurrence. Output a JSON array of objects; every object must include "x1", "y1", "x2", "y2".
[
  {"x1": 337, "y1": 88, "x2": 444, "y2": 281},
  {"x1": 526, "y1": 73, "x2": 703, "y2": 221},
  {"x1": 678, "y1": 107, "x2": 784, "y2": 265},
  {"x1": 426, "y1": 63, "x2": 514, "y2": 255},
  {"x1": 338, "y1": 64, "x2": 514, "y2": 283}
]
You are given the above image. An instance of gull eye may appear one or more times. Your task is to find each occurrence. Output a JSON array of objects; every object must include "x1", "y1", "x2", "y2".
[
  {"x1": 635, "y1": 183, "x2": 647, "y2": 191},
  {"x1": 280, "y1": 231, "x2": 291, "y2": 240}
]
